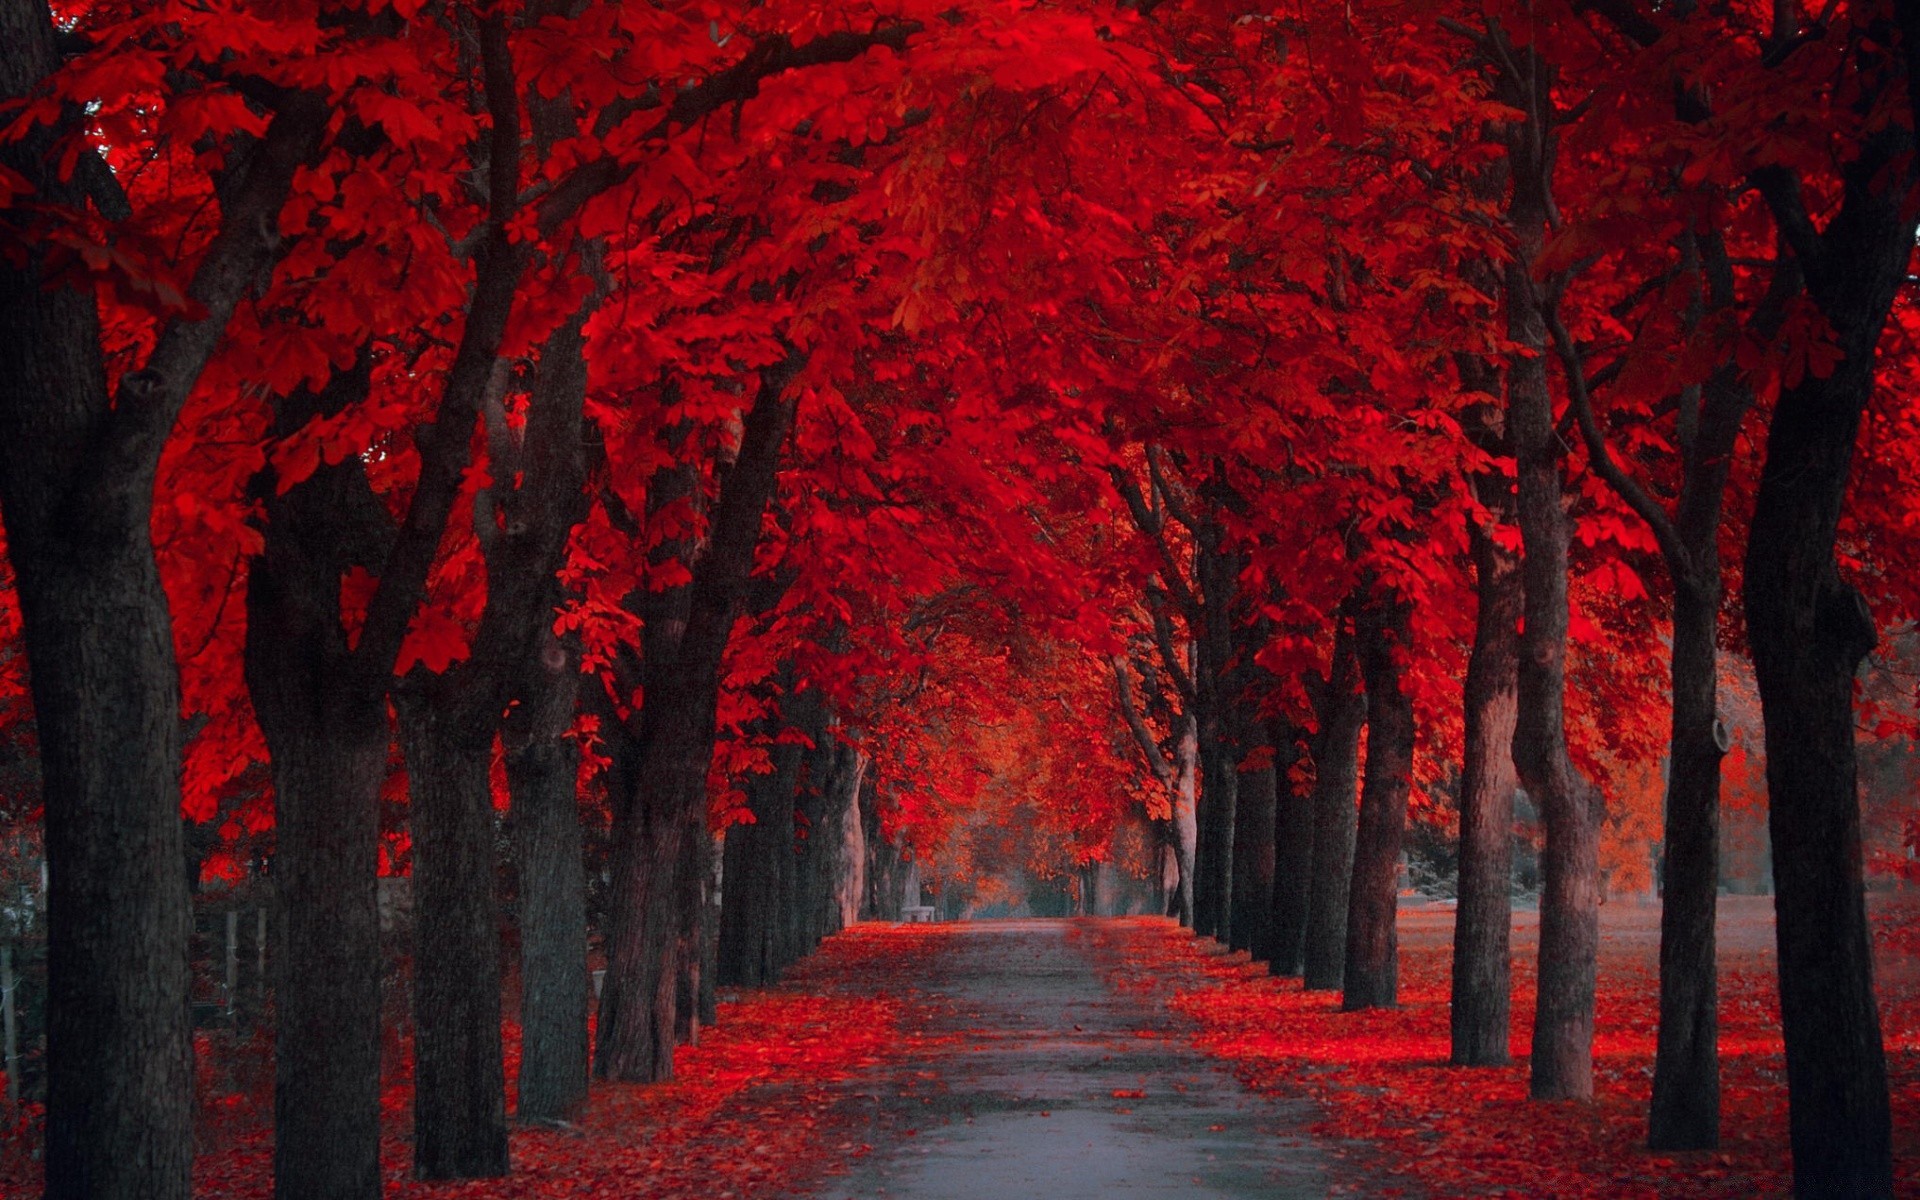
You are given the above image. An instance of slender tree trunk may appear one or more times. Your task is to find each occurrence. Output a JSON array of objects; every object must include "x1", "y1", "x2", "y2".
[
  {"x1": 1303, "y1": 625, "x2": 1364, "y2": 992},
  {"x1": 1229, "y1": 756, "x2": 1275, "y2": 956},
  {"x1": 1511, "y1": 286, "x2": 1601, "y2": 1102},
  {"x1": 1267, "y1": 721, "x2": 1314, "y2": 976},
  {"x1": 1343, "y1": 596, "x2": 1412, "y2": 1011},
  {"x1": 1648, "y1": 578, "x2": 1724, "y2": 1144},
  {"x1": 394, "y1": 692, "x2": 508, "y2": 1177},
  {"x1": 1171, "y1": 717, "x2": 1199, "y2": 928},
  {"x1": 1746, "y1": 332, "x2": 1895, "y2": 1199},
  {"x1": 505, "y1": 629, "x2": 588, "y2": 1125},
  {"x1": 673, "y1": 825, "x2": 710, "y2": 1046},
  {"x1": 1451, "y1": 510, "x2": 1521, "y2": 1066}
]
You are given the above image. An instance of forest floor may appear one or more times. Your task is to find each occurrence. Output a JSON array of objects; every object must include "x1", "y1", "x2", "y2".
[{"x1": 7, "y1": 898, "x2": 1917, "y2": 1197}]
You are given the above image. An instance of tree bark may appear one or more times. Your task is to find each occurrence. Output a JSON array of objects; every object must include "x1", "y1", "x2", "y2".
[
  {"x1": 1342, "y1": 595, "x2": 1412, "y2": 1011},
  {"x1": 595, "y1": 354, "x2": 800, "y2": 1082},
  {"x1": 0, "y1": 5, "x2": 323, "y2": 1194},
  {"x1": 1170, "y1": 716, "x2": 1199, "y2": 927},
  {"x1": 1303, "y1": 624, "x2": 1364, "y2": 992},
  {"x1": 394, "y1": 692, "x2": 508, "y2": 1177},
  {"x1": 505, "y1": 628, "x2": 588, "y2": 1125},
  {"x1": 717, "y1": 741, "x2": 795, "y2": 987},
  {"x1": 245, "y1": 364, "x2": 392, "y2": 1200},
  {"x1": 1450, "y1": 503, "x2": 1520, "y2": 1066},
  {"x1": 1228, "y1": 757, "x2": 1275, "y2": 956},
  {"x1": 1741, "y1": 102, "x2": 1915, "y2": 1182},
  {"x1": 1267, "y1": 719, "x2": 1313, "y2": 976}
]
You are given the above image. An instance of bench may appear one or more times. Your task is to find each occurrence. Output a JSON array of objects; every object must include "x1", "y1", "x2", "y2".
[{"x1": 901, "y1": 905, "x2": 937, "y2": 923}]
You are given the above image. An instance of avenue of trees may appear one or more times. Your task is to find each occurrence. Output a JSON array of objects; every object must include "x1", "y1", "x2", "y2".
[{"x1": 3, "y1": 0, "x2": 1920, "y2": 1198}]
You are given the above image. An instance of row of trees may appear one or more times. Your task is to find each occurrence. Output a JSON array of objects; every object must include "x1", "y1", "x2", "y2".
[{"x1": 2, "y1": 0, "x2": 1918, "y2": 1199}]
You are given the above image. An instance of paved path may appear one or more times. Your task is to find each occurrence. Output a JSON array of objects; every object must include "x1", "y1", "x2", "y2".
[{"x1": 801, "y1": 919, "x2": 1336, "y2": 1200}]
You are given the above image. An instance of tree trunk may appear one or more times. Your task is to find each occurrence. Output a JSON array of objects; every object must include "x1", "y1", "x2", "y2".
[
  {"x1": 394, "y1": 691, "x2": 509, "y2": 1177},
  {"x1": 595, "y1": 698, "x2": 705, "y2": 1082},
  {"x1": 596, "y1": 354, "x2": 800, "y2": 1081},
  {"x1": 1451, "y1": 509, "x2": 1521, "y2": 1066},
  {"x1": 1229, "y1": 758, "x2": 1275, "y2": 956},
  {"x1": 1648, "y1": 578, "x2": 1724, "y2": 1144},
  {"x1": 245, "y1": 368, "x2": 392, "y2": 1200},
  {"x1": 1303, "y1": 625, "x2": 1364, "y2": 992},
  {"x1": 0, "y1": 4, "x2": 322, "y2": 1194},
  {"x1": 19, "y1": 544, "x2": 194, "y2": 1200},
  {"x1": 255, "y1": 706, "x2": 386, "y2": 1200},
  {"x1": 1745, "y1": 314, "x2": 1896, "y2": 1199},
  {"x1": 717, "y1": 756, "x2": 792, "y2": 987},
  {"x1": 1171, "y1": 717, "x2": 1199, "y2": 928},
  {"x1": 505, "y1": 628, "x2": 588, "y2": 1125},
  {"x1": 673, "y1": 826, "x2": 710, "y2": 1046},
  {"x1": 1267, "y1": 721, "x2": 1313, "y2": 976},
  {"x1": 1511, "y1": 294, "x2": 1601, "y2": 1101},
  {"x1": 1342, "y1": 596, "x2": 1412, "y2": 1011}
]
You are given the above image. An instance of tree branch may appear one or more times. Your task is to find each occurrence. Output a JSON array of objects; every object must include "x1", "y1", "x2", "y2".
[{"x1": 1543, "y1": 301, "x2": 1693, "y2": 584}]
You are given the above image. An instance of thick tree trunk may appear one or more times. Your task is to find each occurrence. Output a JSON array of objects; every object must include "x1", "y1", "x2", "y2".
[
  {"x1": 1342, "y1": 597, "x2": 1412, "y2": 1011},
  {"x1": 256, "y1": 709, "x2": 386, "y2": 1200},
  {"x1": 1229, "y1": 758, "x2": 1275, "y2": 956},
  {"x1": 246, "y1": 367, "x2": 393, "y2": 1200},
  {"x1": 718, "y1": 754, "x2": 794, "y2": 987},
  {"x1": 505, "y1": 629, "x2": 588, "y2": 1125},
  {"x1": 0, "y1": 5, "x2": 321, "y2": 1195},
  {"x1": 1303, "y1": 626, "x2": 1364, "y2": 992},
  {"x1": 1746, "y1": 338, "x2": 1894, "y2": 1198},
  {"x1": 1451, "y1": 511, "x2": 1521, "y2": 1066},
  {"x1": 394, "y1": 692, "x2": 508, "y2": 1176},
  {"x1": 596, "y1": 354, "x2": 799, "y2": 1081},
  {"x1": 19, "y1": 547, "x2": 194, "y2": 1200},
  {"x1": 595, "y1": 696, "x2": 706, "y2": 1082}
]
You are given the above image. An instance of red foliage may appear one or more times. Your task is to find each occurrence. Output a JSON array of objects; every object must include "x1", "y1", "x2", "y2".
[
  {"x1": 1092, "y1": 902, "x2": 1920, "y2": 1198},
  {"x1": 167, "y1": 926, "x2": 954, "y2": 1199}
]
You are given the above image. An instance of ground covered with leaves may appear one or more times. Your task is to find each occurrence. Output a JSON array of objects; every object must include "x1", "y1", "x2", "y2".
[
  {"x1": 3, "y1": 926, "x2": 951, "y2": 1198},
  {"x1": 1091, "y1": 896, "x2": 1920, "y2": 1199}
]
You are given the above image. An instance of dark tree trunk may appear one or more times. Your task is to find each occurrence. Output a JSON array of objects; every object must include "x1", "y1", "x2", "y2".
[
  {"x1": 1229, "y1": 757, "x2": 1275, "y2": 956},
  {"x1": 673, "y1": 825, "x2": 711, "y2": 1046},
  {"x1": 505, "y1": 628, "x2": 588, "y2": 1125},
  {"x1": 1741, "y1": 110, "x2": 1914, "y2": 1183},
  {"x1": 718, "y1": 747, "x2": 795, "y2": 987},
  {"x1": 0, "y1": 5, "x2": 322, "y2": 1194},
  {"x1": 1494, "y1": 65, "x2": 1603, "y2": 1099},
  {"x1": 1450, "y1": 504, "x2": 1520, "y2": 1066},
  {"x1": 246, "y1": 365, "x2": 394, "y2": 1200},
  {"x1": 394, "y1": 692, "x2": 508, "y2": 1177},
  {"x1": 1267, "y1": 721, "x2": 1313, "y2": 976},
  {"x1": 1303, "y1": 624, "x2": 1364, "y2": 992},
  {"x1": 20, "y1": 546, "x2": 195, "y2": 1200},
  {"x1": 595, "y1": 355, "x2": 800, "y2": 1082},
  {"x1": 1644, "y1": 578, "x2": 1725, "y2": 1144},
  {"x1": 1747, "y1": 364, "x2": 1892, "y2": 1194},
  {"x1": 1342, "y1": 596, "x2": 1412, "y2": 1011}
]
